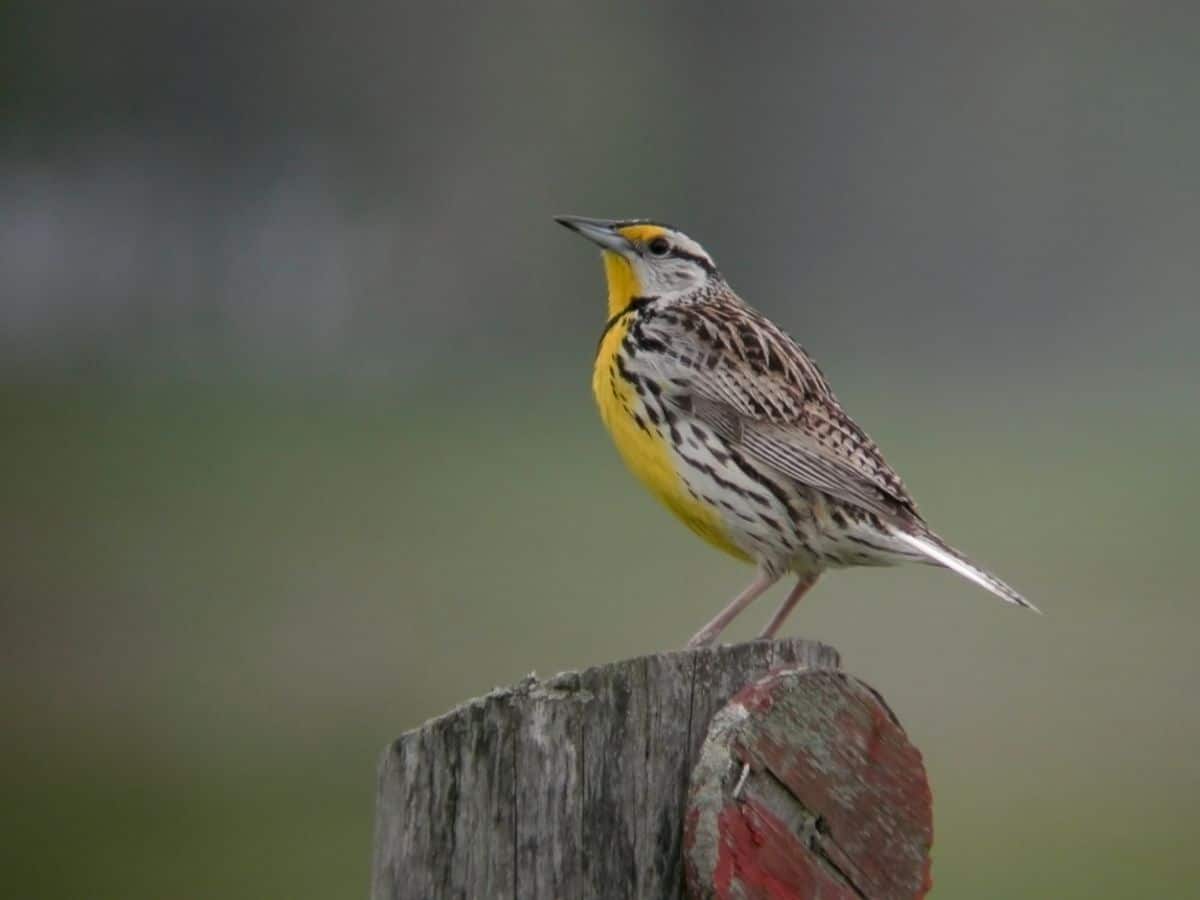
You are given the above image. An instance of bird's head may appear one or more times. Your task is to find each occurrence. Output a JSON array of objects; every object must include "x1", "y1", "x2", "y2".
[{"x1": 555, "y1": 216, "x2": 719, "y2": 316}]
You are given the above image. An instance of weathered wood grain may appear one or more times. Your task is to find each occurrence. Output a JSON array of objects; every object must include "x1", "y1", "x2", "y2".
[
  {"x1": 371, "y1": 638, "x2": 839, "y2": 900},
  {"x1": 684, "y1": 669, "x2": 933, "y2": 900}
]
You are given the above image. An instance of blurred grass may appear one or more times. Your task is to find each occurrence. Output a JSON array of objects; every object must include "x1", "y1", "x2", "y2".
[{"x1": 1, "y1": 375, "x2": 1197, "y2": 898}]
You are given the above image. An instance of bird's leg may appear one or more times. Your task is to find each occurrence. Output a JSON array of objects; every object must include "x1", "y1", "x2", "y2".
[
  {"x1": 758, "y1": 572, "x2": 820, "y2": 640},
  {"x1": 687, "y1": 570, "x2": 780, "y2": 648}
]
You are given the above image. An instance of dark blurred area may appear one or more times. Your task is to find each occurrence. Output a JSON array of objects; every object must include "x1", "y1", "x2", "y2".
[{"x1": 2, "y1": 3, "x2": 1197, "y2": 897}]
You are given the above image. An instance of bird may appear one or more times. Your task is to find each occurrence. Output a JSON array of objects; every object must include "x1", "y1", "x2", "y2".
[{"x1": 555, "y1": 215, "x2": 1039, "y2": 647}]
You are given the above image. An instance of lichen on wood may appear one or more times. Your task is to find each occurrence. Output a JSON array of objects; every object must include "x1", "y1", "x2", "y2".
[
  {"x1": 684, "y1": 669, "x2": 933, "y2": 899},
  {"x1": 371, "y1": 638, "x2": 839, "y2": 900}
]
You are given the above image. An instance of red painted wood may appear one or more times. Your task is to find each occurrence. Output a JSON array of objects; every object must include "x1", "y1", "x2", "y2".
[
  {"x1": 712, "y1": 800, "x2": 857, "y2": 900},
  {"x1": 684, "y1": 667, "x2": 933, "y2": 899}
]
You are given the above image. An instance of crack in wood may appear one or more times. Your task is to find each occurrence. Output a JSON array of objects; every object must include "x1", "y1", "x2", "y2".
[
  {"x1": 371, "y1": 638, "x2": 847, "y2": 900},
  {"x1": 688, "y1": 667, "x2": 933, "y2": 899},
  {"x1": 748, "y1": 762, "x2": 869, "y2": 898}
]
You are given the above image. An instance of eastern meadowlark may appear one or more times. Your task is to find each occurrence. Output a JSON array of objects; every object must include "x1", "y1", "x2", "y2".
[{"x1": 556, "y1": 215, "x2": 1038, "y2": 647}]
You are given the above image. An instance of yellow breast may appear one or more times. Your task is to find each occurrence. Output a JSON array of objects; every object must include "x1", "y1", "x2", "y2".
[{"x1": 592, "y1": 316, "x2": 751, "y2": 563}]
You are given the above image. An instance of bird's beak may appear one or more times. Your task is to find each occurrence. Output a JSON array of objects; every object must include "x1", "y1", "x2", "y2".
[{"x1": 554, "y1": 215, "x2": 634, "y2": 254}]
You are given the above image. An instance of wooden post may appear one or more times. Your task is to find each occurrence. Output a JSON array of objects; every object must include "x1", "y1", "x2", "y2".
[
  {"x1": 371, "y1": 638, "x2": 931, "y2": 900},
  {"x1": 684, "y1": 668, "x2": 933, "y2": 899}
]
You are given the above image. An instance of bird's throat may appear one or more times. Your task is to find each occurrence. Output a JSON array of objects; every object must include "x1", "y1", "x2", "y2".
[{"x1": 602, "y1": 251, "x2": 641, "y2": 319}]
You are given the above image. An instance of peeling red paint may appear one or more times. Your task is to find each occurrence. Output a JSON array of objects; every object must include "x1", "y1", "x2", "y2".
[
  {"x1": 685, "y1": 667, "x2": 933, "y2": 899},
  {"x1": 712, "y1": 800, "x2": 857, "y2": 900},
  {"x1": 735, "y1": 676, "x2": 780, "y2": 714}
]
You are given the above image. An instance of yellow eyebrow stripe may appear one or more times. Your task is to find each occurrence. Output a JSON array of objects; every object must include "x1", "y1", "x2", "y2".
[{"x1": 617, "y1": 224, "x2": 667, "y2": 243}]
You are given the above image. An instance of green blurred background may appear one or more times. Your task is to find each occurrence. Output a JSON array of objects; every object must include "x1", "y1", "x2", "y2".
[{"x1": 3, "y1": 3, "x2": 1198, "y2": 898}]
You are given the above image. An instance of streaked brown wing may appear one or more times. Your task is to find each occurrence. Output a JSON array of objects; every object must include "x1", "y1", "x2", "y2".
[{"x1": 632, "y1": 299, "x2": 921, "y2": 523}]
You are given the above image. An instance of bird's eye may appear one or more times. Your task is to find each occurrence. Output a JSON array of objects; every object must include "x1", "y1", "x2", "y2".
[{"x1": 648, "y1": 237, "x2": 670, "y2": 256}]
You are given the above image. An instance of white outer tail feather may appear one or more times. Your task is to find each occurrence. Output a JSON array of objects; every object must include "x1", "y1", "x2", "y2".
[{"x1": 887, "y1": 526, "x2": 1041, "y2": 613}]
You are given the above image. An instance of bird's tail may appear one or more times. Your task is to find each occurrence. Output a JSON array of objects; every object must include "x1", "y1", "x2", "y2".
[{"x1": 886, "y1": 525, "x2": 1040, "y2": 613}]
